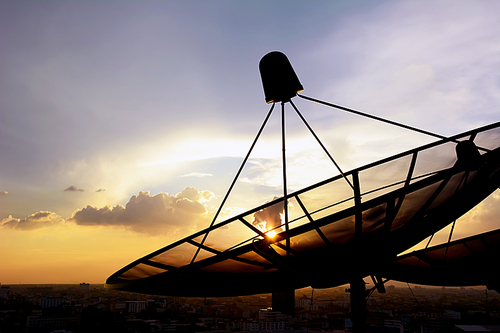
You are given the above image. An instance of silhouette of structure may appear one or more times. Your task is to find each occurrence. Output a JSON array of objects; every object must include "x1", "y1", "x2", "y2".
[
  {"x1": 386, "y1": 228, "x2": 500, "y2": 291},
  {"x1": 260, "y1": 51, "x2": 303, "y2": 103},
  {"x1": 106, "y1": 51, "x2": 500, "y2": 332}
]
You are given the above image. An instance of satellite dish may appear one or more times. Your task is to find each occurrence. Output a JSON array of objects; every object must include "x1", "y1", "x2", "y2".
[
  {"x1": 384, "y1": 227, "x2": 500, "y2": 291},
  {"x1": 105, "y1": 121, "x2": 500, "y2": 295},
  {"x1": 105, "y1": 51, "x2": 500, "y2": 330}
]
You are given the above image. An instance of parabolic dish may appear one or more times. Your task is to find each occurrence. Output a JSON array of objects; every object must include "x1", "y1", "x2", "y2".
[
  {"x1": 105, "y1": 122, "x2": 500, "y2": 296},
  {"x1": 384, "y1": 227, "x2": 500, "y2": 291}
]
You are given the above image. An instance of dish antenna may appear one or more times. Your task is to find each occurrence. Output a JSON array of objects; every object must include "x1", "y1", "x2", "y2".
[{"x1": 106, "y1": 51, "x2": 500, "y2": 332}]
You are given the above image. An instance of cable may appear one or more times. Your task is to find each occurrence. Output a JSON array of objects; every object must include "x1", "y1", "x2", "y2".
[
  {"x1": 191, "y1": 103, "x2": 276, "y2": 264},
  {"x1": 289, "y1": 100, "x2": 354, "y2": 190},
  {"x1": 416, "y1": 234, "x2": 434, "y2": 267},
  {"x1": 444, "y1": 220, "x2": 456, "y2": 260},
  {"x1": 298, "y1": 94, "x2": 490, "y2": 152}
]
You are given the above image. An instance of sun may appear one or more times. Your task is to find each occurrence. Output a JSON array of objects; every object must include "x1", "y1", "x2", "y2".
[{"x1": 266, "y1": 230, "x2": 277, "y2": 238}]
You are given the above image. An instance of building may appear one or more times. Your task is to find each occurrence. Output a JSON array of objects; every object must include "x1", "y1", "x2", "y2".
[
  {"x1": 39, "y1": 297, "x2": 65, "y2": 308},
  {"x1": 0, "y1": 284, "x2": 10, "y2": 299},
  {"x1": 26, "y1": 315, "x2": 80, "y2": 330},
  {"x1": 126, "y1": 301, "x2": 148, "y2": 313},
  {"x1": 296, "y1": 295, "x2": 311, "y2": 309},
  {"x1": 79, "y1": 282, "x2": 91, "y2": 299}
]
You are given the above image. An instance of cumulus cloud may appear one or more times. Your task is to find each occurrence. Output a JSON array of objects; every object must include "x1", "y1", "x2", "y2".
[
  {"x1": 252, "y1": 197, "x2": 285, "y2": 232},
  {"x1": 64, "y1": 185, "x2": 84, "y2": 192},
  {"x1": 69, "y1": 187, "x2": 214, "y2": 235},
  {"x1": 1, "y1": 211, "x2": 65, "y2": 231}
]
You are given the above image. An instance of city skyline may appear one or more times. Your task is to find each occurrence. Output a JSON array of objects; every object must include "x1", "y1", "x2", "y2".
[{"x1": 2, "y1": 1, "x2": 500, "y2": 284}]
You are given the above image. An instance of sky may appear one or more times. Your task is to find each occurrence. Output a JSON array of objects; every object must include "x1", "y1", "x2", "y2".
[{"x1": 1, "y1": 0, "x2": 500, "y2": 285}]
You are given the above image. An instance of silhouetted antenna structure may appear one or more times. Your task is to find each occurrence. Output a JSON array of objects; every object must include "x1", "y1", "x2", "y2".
[
  {"x1": 297, "y1": 94, "x2": 491, "y2": 152},
  {"x1": 191, "y1": 103, "x2": 276, "y2": 264},
  {"x1": 106, "y1": 51, "x2": 500, "y2": 333},
  {"x1": 444, "y1": 220, "x2": 457, "y2": 260},
  {"x1": 260, "y1": 51, "x2": 303, "y2": 104}
]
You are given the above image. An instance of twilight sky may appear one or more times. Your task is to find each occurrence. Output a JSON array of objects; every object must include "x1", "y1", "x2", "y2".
[{"x1": 2, "y1": 1, "x2": 500, "y2": 284}]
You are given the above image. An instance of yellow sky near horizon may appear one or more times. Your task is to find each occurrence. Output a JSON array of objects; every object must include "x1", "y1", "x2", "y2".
[{"x1": 0, "y1": 223, "x2": 174, "y2": 284}]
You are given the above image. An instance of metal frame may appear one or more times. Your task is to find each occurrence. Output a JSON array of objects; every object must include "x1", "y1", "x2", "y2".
[{"x1": 106, "y1": 119, "x2": 500, "y2": 296}]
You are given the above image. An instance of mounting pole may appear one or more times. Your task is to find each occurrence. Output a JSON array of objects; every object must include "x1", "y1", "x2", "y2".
[
  {"x1": 349, "y1": 279, "x2": 367, "y2": 333},
  {"x1": 349, "y1": 171, "x2": 366, "y2": 332},
  {"x1": 281, "y1": 101, "x2": 290, "y2": 257},
  {"x1": 260, "y1": 51, "x2": 302, "y2": 258}
]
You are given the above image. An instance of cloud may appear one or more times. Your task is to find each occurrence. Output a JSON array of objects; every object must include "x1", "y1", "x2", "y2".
[
  {"x1": 64, "y1": 185, "x2": 84, "y2": 192},
  {"x1": 1, "y1": 211, "x2": 65, "y2": 231},
  {"x1": 252, "y1": 197, "x2": 284, "y2": 232},
  {"x1": 0, "y1": 191, "x2": 7, "y2": 195},
  {"x1": 69, "y1": 187, "x2": 214, "y2": 235},
  {"x1": 180, "y1": 172, "x2": 213, "y2": 178},
  {"x1": 95, "y1": 188, "x2": 106, "y2": 192}
]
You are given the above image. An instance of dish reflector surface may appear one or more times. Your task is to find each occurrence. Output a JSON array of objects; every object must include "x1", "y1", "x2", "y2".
[{"x1": 106, "y1": 122, "x2": 500, "y2": 296}]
